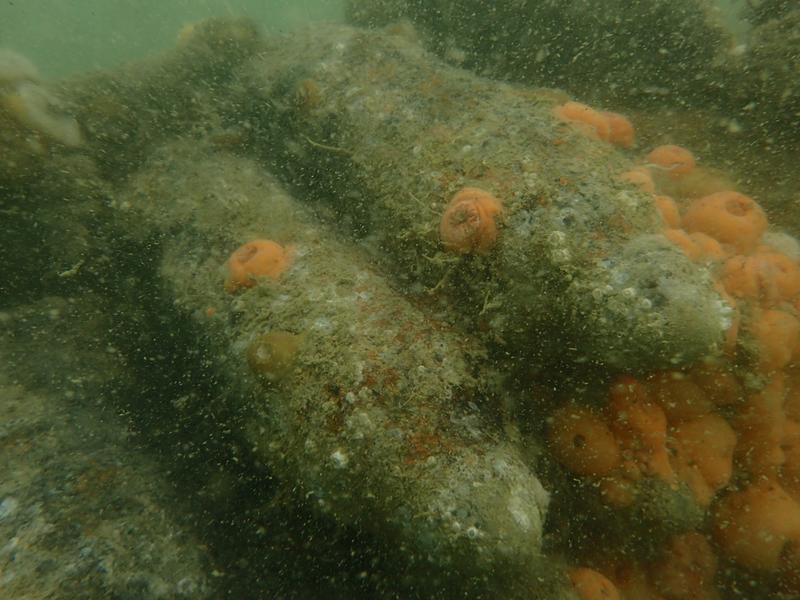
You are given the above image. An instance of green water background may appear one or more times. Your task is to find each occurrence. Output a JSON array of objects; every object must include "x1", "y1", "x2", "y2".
[
  {"x1": 0, "y1": 0, "x2": 344, "y2": 78},
  {"x1": 2, "y1": 0, "x2": 753, "y2": 80}
]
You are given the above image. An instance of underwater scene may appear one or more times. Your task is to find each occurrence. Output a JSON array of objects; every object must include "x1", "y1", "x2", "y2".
[{"x1": 2, "y1": 0, "x2": 800, "y2": 598}]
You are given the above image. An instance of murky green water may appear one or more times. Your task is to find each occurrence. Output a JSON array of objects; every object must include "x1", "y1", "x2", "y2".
[{"x1": 1, "y1": 1, "x2": 344, "y2": 76}]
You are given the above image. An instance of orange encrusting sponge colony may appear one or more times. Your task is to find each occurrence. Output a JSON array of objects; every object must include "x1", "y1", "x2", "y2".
[
  {"x1": 549, "y1": 99, "x2": 800, "y2": 595},
  {"x1": 549, "y1": 370, "x2": 737, "y2": 511},
  {"x1": 552, "y1": 366, "x2": 800, "y2": 594}
]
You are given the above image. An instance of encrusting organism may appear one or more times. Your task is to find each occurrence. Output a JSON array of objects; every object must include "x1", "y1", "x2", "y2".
[
  {"x1": 224, "y1": 239, "x2": 291, "y2": 293},
  {"x1": 439, "y1": 187, "x2": 502, "y2": 253}
]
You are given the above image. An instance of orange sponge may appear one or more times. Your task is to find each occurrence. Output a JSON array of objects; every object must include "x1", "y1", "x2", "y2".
[
  {"x1": 682, "y1": 191, "x2": 768, "y2": 254},
  {"x1": 647, "y1": 145, "x2": 695, "y2": 177},
  {"x1": 713, "y1": 479, "x2": 800, "y2": 571},
  {"x1": 548, "y1": 405, "x2": 621, "y2": 477},
  {"x1": 225, "y1": 239, "x2": 291, "y2": 293}
]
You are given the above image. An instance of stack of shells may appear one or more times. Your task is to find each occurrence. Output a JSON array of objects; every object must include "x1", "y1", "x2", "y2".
[
  {"x1": 222, "y1": 94, "x2": 800, "y2": 598},
  {"x1": 546, "y1": 101, "x2": 800, "y2": 599},
  {"x1": 230, "y1": 25, "x2": 799, "y2": 596},
  {"x1": 7, "y1": 20, "x2": 796, "y2": 598}
]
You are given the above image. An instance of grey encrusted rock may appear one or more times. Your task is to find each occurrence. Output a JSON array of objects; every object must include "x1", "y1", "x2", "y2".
[
  {"x1": 0, "y1": 296, "x2": 213, "y2": 599},
  {"x1": 572, "y1": 234, "x2": 733, "y2": 368}
]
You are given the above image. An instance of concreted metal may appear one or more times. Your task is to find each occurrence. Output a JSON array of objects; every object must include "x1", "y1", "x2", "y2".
[
  {"x1": 114, "y1": 140, "x2": 556, "y2": 597},
  {"x1": 233, "y1": 23, "x2": 732, "y2": 372}
]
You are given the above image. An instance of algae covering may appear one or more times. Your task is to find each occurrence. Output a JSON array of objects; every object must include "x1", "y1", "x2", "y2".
[
  {"x1": 1, "y1": 7, "x2": 800, "y2": 600},
  {"x1": 235, "y1": 24, "x2": 730, "y2": 371},
  {"x1": 117, "y1": 140, "x2": 553, "y2": 597}
]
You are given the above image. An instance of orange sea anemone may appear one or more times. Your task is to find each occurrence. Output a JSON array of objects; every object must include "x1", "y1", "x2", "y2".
[
  {"x1": 753, "y1": 252, "x2": 800, "y2": 304},
  {"x1": 553, "y1": 101, "x2": 611, "y2": 141},
  {"x1": 646, "y1": 145, "x2": 696, "y2": 177},
  {"x1": 713, "y1": 479, "x2": 800, "y2": 571},
  {"x1": 648, "y1": 371, "x2": 714, "y2": 422},
  {"x1": 690, "y1": 364, "x2": 743, "y2": 407},
  {"x1": 721, "y1": 255, "x2": 761, "y2": 299},
  {"x1": 734, "y1": 373, "x2": 787, "y2": 476},
  {"x1": 548, "y1": 405, "x2": 621, "y2": 477},
  {"x1": 663, "y1": 229, "x2": 726, "y2": 262},
  {"x1": 439, "y1": 187, "x2": 502, "y2": 253},
  {"x1": 601, "y1": 111, "x2": 635, "y2": 148},
  {"x1": 663, "y1": 229, "x2": 699, "y2": 260},
  {"x1": 722, "y1": 252, "x2": 800, "y2": 305},
  {"x1": 224, "y1": 239, "x2": 291, "y2": 293},
  {"x1": 613, "y1": 562, "x2": 662, "y2": 600},
  {"x1": 782, "y1": 419, "x2": 800, "y2": 500},
  {"x1": 657, "y1": 166, "x2": 737, "y2": 200},
  {"x1": 682, "y1": 191, "x2": 768, "y2": 254},
  {"x1": 689, "y1": 232, "x2": 726, "y2": 261},
  {"x1": 568, "y1": 567, "x2": 621, "y2": 600}
]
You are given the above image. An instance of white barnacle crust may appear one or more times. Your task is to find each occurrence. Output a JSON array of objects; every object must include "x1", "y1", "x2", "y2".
[{"x1": 330, "y1": 448, "x2": 349, "y2": 469}]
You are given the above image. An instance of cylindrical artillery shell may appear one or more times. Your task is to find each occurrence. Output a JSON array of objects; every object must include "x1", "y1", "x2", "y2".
[
  {"x1": 116, "y1": 141, "x2": 552, "y2": 596},
  {"x1": 235, "y1": 24, "x2": 729, "y2": 371}
]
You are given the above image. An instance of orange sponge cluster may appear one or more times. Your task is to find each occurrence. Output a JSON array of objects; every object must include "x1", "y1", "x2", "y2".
[
  {"x1": 550, "y1": 367, "x2": 800, "y2": 587},
  {"x1": 617, "y1": 138, "x2": 800, "y2": 373},
  {"x1": 548, "y1": 102, "x2": 800, "y2": 595},
  {"x1": 548, "y1": 369, "x2": 739, "y2": 509},
  {"x1": 552, "y1": 101, "x2": 635, "y2": 148}
]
